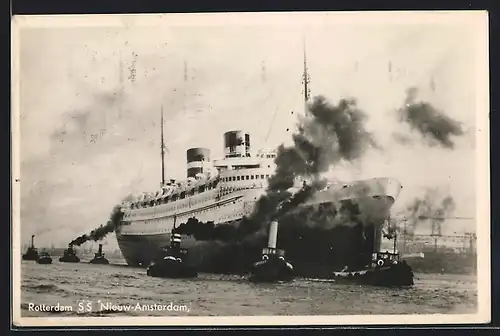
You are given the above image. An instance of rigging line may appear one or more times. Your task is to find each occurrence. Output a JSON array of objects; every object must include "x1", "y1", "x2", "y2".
[
  {"x1": 160, "y1": 105, "x2": 166, "y2": 186},
  {"x1": 263, "y1": 106, "x2": 280, "y2": 147},
  {"x1": 255, "y1": 90, "x2": 275, "y2": 146},
  {"x1": 261, "y1": 39, "x2": 306, "y2": 151},
  {"x1": 255, "y1": 60, "x2": 275, "y2": 149}
]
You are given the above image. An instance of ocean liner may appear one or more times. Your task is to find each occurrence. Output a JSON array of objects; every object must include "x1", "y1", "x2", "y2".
[{"x1": 115, "y1": 48, "x2": 403, "y2": 272}]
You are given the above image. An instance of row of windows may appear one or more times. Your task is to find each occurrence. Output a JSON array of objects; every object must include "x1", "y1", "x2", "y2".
[
  {"x1": 127, "y1": 212, "x2": 245, "y2": 232},
  {"x1": 130, "y1": 181, "x2": 219, "y2": 209},
  {"x1": 127, "y1": 196, "x2": 214, "y2": 217},
  {"x1": 221, "y1": 174, "x2": 270, "y2": 182},
  {"x1": 219, "y1": 185, "x2": 261, "y2": 197},
  {"x1": 126, "y1": 201, "x2": 239, "y2": 221},
  {"x1": 255, "y1": 154, "x2": 276, "y2": 159},
  {"x1": 129, "y1": 173, "x2": 272, "y2": 210},
  {"x1": 129, "y1": 194, "x2": 245, "y2": 219},
  {"x1": 129, "y1": 182, "x2": 262, "y2": 213}
]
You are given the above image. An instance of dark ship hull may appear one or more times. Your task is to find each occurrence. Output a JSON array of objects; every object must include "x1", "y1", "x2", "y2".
[
  {"x1": 37, "y1": 256, "x2": 53, "y2": 264},
  {"x1": 22, "y1": 251, "x2": 39, "y2": 261},
  {"x1": 89, "y1": 257, "x2": 109, "y2": 265},
  {"x1": 117, "y1": 232, "x2": 171, "y2": 267},
  {"x1": 147, "y1": 258, "x2": 198, "y2": 278},
  {"x1": 117, "y1": 197, "x2": 395, "y2": 277},
  {"x1": 59, "y1": 247, "x2": 80, "y2": 263},
  {"x1": 23, "y1": 236, "x2": 39, "y2": 260},
  {"x1": 89, "y1": 244, "x2": 109, "y2": 264},
  {"x1": 249, "y1": 255, "x2": 294, "y2": 283},
  {"x1": 146, "y1": 233, "x2": 198, "y2": 278},
  {"x1": 329, "y1": 251, "x2": 414, "y2": 287},
  {"x1": 59, "y1": 257, "x2": 80, "y2": 263}
]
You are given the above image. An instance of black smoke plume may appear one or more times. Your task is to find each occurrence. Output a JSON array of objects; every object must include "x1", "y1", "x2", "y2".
[
  {"x1": 399, "y1": 187, "x2": 456, "y2": 236},
  {"x1": 69, "y1": 205, "x2": 125, "y2": 246},
  {"x1": 397, "y1": 87, "x2": 464, "y2": 148},
  {"x1": 269, "y1": 96, "x2": 376, "y2": 192},
  {"x1": 172, "y1": 96, "x2": 381, "y2": 274},
  {"x1": 249, "y1": 96, "x2": 376, "y2": 230},
  {"x1": 176, "y1": 198, "x2": 376, "y2": 275},
  {"x1": 175, "y1": 96, "x2": 376, "y2": 239}
]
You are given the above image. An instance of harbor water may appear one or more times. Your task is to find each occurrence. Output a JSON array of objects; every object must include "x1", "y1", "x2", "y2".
[{"x1": 19, "y1": 256, "x2": 477, "y2": 317}]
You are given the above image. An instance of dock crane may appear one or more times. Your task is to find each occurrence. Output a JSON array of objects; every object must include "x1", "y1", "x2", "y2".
[{"x1": 386, "y1": 215, "x2": 475, "y2": 255}]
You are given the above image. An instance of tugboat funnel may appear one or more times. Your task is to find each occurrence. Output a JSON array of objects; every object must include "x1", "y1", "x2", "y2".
[
  {"x1": 31, "y1": 235, "x2": 35, "y2": 248},
  {"x1": 249, "y1": 219, "x2": 294, "y2": 283},
  {"x1": 171, "y1": 233, "x2": 182, "y2": 247},
  {"x1": 268, "y1": 221, "x2": 278, "y2": 249},
  {"x1": 98, "y1": 244, "x2": 103, "y2": 255}
]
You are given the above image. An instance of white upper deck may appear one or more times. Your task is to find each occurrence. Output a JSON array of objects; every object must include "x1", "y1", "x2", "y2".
[{"x1": 122, "y1": 130, "x2": 280, "y2": 210}]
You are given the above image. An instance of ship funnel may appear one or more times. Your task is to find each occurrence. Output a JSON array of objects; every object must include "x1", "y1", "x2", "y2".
[
  {"x1": 224, "y1": 130, "x2": 250, "y2": 158},
  {"x1": 268, "y1": 221, "x2": 278, "y2": 249},
  {"x1": 98, "y1": 244, "x2": 103, "y2": 255},
  {"x1": 186, "y1": 148, "x2": 210, "y2": 178},
  {"x1": 31, "y1": 235, "x2": 35, "y2": 248}
]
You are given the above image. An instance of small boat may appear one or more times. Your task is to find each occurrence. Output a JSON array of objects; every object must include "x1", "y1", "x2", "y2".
[
  {"x1": 147, "y1": 254, "x2": 198, "y2": 278},
  {"x1": 249, "y1": 220, "x2": 294, "y2": 283},
  {"x1": 36, "y1": 251, "x2": 53, "y2": 264},
  {"x1": 147, "y1": 218, "x2": 198, "y2": 278},
  {"x1": 59, "y1": 244, "x2": 80, "y2": 263},
  {"x1": 330, "y1": 251, "x2": 414, "y2": 287},
  {"x1": 22, "y1": 235, "x2": 39, "y2": 261},
  {"x1": 89, "y1": 244, "x2": 109, "y2": 264}
]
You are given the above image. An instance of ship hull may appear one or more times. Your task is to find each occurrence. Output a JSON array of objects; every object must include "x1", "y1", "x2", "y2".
[
  {"x1": 116, "y1": 233, "x2": 170, "y2": 267},
  {"x1": 116, "y1": 178, "x2": 400, "y2": 275}
]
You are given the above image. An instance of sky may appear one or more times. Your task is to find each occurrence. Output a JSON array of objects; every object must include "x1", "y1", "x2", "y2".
[{"x1": 15, "y1": 12, "x2": 487, "y2": 249}]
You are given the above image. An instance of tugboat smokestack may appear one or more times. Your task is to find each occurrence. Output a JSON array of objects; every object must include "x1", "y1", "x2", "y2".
[
  {"x1": 89, "y1": 243, "x2": 109, "y2": 264},
  {"x1": 22, "y1": 233, "x2": 39, "y2": 261},
  {"x1": 268, "y1": 221, "x2": 278, "y2": 249},
  {"x1": 172, "y1": 233, "x2": 182, "y2": 246},
  {"x1": 249, "y1": 219, "x2": 294, "y2": 283}
]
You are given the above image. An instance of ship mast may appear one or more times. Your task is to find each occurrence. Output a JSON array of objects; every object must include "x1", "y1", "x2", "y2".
[
  {"x1": 302, "y1": 36, "x2": 311, "y2": 115},
  {"x1": 160, "y1": 106, "x2": 166, "y2": 186},
  {"x1": 118, "y1": 51, "x2": 123, "y2": 119}
]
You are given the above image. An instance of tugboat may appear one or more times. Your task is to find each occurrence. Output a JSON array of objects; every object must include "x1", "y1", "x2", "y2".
[
  {"x1": 146, "y1": 217, "x2": 198, "y2": 278},
  {"x1": 249, "y1": 220, "x2": 294, "y2": 283},
  {"x1": 59, "y1": 244, "x2": 80, "y2": 263},
  {"x1": 22, "y1": 235, "x2": 39, "y2": 261},
  {"x1": 36, "y1": 251, "x2": 53, "y2": 264},
  {"x1": 330, "y1": 251, "x2": 414, "y2": 286},
  {"x1": 89, "y1": 244, "x2": 109, "y2": 264},
  {"x1": 330, "y1": 228, "x2": 414, "y2": 287}
]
